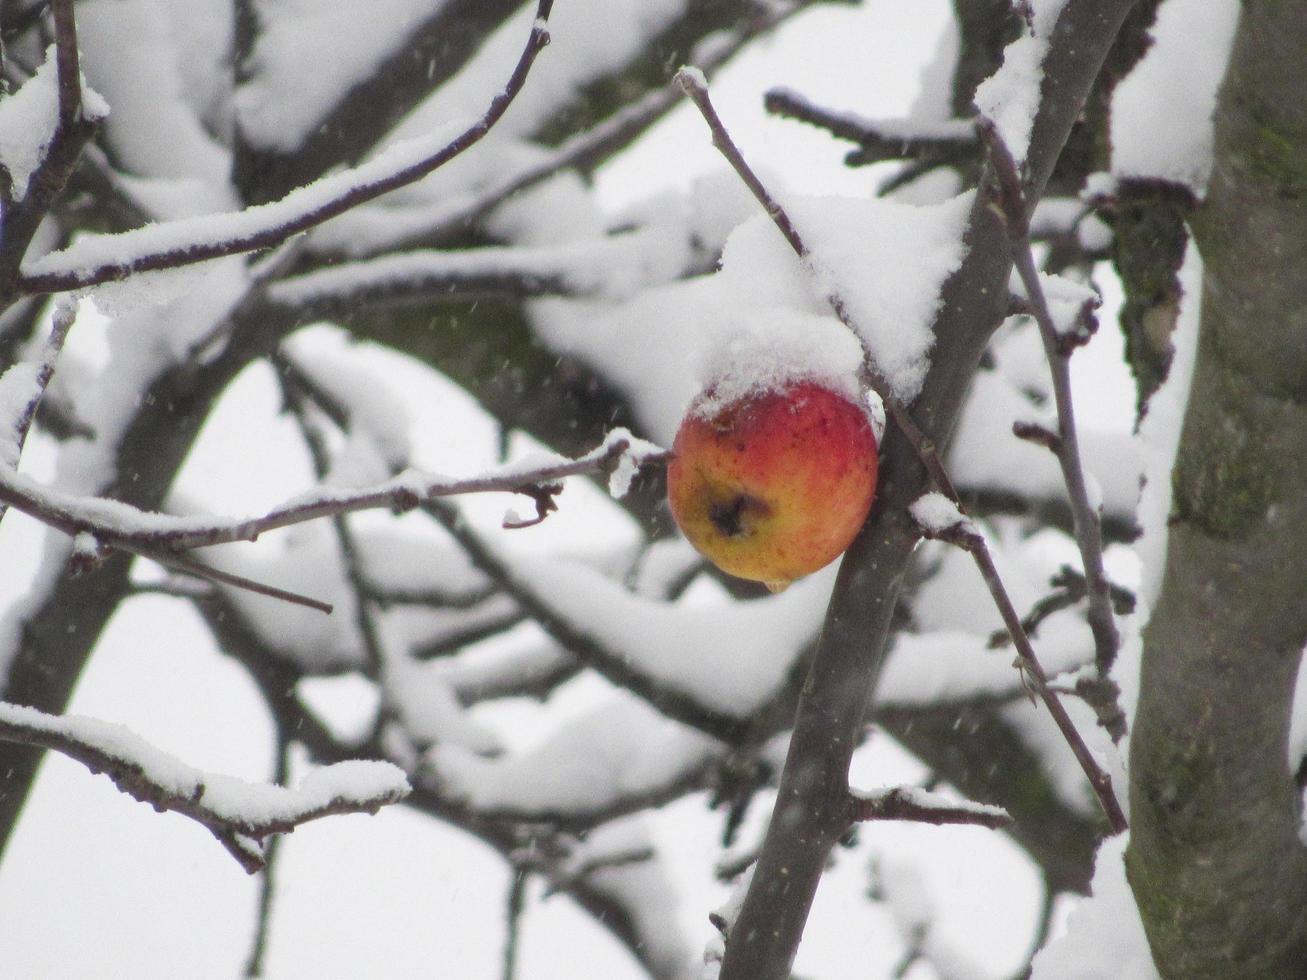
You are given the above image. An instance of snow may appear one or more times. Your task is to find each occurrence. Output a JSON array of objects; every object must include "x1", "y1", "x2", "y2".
[
  {"x1": 690, "y1": 309, "x2": 866, "y2": 417},
  {"x1": 21, "y1": 117, "x2": 470, "y2": 287},
  {"x1": 607, "y1": 432, "x2": 665, "y2": 500},
  {"x1": 430, "y1": 688, "x2": 718, "y2": 815},
  {"x1": 1030, "y1": 835, "x2": 1159, "y2": 979},
  {"x1": 77, "y1": 3, "x2": 232, "y2": 189},
  {"x1": 878, "y1": 612, "x2": 1093, "y2": 707},
  {"x1": 853, "y1": 785, "x2": 1009, "y2": 823},
  {"x1": 379, "y1": 620, "x2": 501, "y2": 754},
  {"x1": 568, "y1": 817, "x2": 694, "y2": 979},
  {"x1": 1133, "y1": 243, "x2": 1203, "y2": 605},
  {"x1": 910, "y1": 492, "x2": 971, "y2": 535},
  {"x1": 283, "y1": 330, "x2": 414, "y2": 476},
  {"x1": 948, "y1": 369, "x2": 1144, "y2": 523},
  {"x1": 974, "y1": 1, "x2": 1069, "y2": 164},
  {"x1": 1110, "y1": 0, "x2": 1240, "y2": 193},
  {"x1": 1014, "y1": 270, "x2": 1100, "y2": 339},
  {"x1": 487, "y1": 553, "x2": 835, "y2": 715},
  {"x1": 785, "y1": 191, "x2": 975, "y2": 400},
  {"x1": 271, "y1": 225, "x2": 694, "y2": 308},
  {"x1": 0, "y1": 364, "x2": 41, "y2": 469},
  {"x1": 235, "y1": 0, "x2": 448, "y2": 152},
  {"x1": 531, "y1": 190, "x2": 974, "y2": 442},
  {"x1": 0, "y1": 48, "x2": 61, "y2": 200},
  {"x1": 875, "y1": 857, "x2": 990, "y2": 979},
  {"x1": 387, "y1": 0, "x2": 687, "y2": 149}
]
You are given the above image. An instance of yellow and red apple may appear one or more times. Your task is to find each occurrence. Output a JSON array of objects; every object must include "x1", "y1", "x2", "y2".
[{"x1": 667, "y1": 380, "x2": 879, "y2": 592}]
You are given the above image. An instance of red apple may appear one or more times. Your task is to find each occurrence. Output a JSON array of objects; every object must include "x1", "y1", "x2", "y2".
[{"x1": 667, "y1": 380, "x2": 879, "y2": 592}]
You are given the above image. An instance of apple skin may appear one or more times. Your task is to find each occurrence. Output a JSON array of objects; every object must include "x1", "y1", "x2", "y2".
[{"x1": 667, "y1": 381, "x2": 879, "y2": 591}]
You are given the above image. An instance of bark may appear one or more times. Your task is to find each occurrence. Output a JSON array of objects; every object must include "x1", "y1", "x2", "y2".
[{"x1": 1127, "y1": 3, "x2": 1307, "y2": 976}]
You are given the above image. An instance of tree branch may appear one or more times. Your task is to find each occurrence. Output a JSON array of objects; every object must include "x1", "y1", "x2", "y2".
[
  {"x1": 16, "y1": 0, "x2": 557, "y2": 295},
  {"x1": 847, "y1": 785, "x2": 1012, "y2": 830},
  {"x1": 911, "y1": 497, "x2": 1126, "y2": 832},
  {"x1": 978, "y1": 121, "x2": 1123, "y2": 734},
  {"x1": 0, "y1": 429, "x2": 659, "y2": 554},
  {"x1": 0, "y1": 701, "x2": 409, "y2": 874},
  {"x1": 764, "y1": 87, "x2": 978, "y2": 167}
]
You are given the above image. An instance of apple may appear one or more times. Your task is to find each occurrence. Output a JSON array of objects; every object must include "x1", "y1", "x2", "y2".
[{"x1": 667, "y1": 380, "x2": 879, "y2": 592}]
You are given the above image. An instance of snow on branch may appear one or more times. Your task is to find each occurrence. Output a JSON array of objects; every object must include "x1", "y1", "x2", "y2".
[
  {"x1": 16, "y1": 0, "x2": 557, "y2": 295},
  {"x1": 268, "y1": 228, "x2": 688, "y2": 316},
  {"x1": 0, "y1": 299, "x2": 75, "y2": 472},
  {"x1": 308, "y1": 2, "x2": 810, "y2": 260},
  {"x1": 0, "y1": 428, "x2": 660, "y2": 556},
  {"x1": 0, "y1": 701, "x2": 410, "y2": 874},
  {"x1": 847, "y1": 786, "x2": 1011, "y2": 829},
  {"x1": 764, "y1": 87, "x2": 977, "y2": 167}
]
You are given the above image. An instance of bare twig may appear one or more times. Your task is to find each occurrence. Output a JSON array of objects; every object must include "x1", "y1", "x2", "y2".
[
  {"x1": 17, "y1": 0, "x2": 557, "y2": 295},
  {"x1": 913, "y1": 510, "x2": 1127, "y2": 833},
  {"x1": 0, "y1": 701, "x2": 409, "y2": 874},
  {"x1": 977, "y1": 118, "x2": 1124, "y2": 739},
  {"x1": 145, "y1": 550, "x2": 334, "y2": 614},
  {"x1": 501, "y1": 870, "x2": 527, "y2": 980}
]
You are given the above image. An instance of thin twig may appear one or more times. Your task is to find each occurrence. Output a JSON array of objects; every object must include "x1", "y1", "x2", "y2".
[
  {"x1": 244, "y1": 731, "x2": 291, "y2": 977},
  {"x1": 976, "y1": 118, "x2": 1124, "y2": 739},
  {"x1": 0, "y1": 299, "x2": 75, "y2": 524},
  {"x1": 17, "y1": 0, "x2": 557, "y2": 295},
  {"x1": 0, "y1": 430, "x2": 655, "y2": 553},
  {"x1": 278, "y1": 361, "x2": 387, "y2": 670},
  {"x1": 145, "y1": 550, "x2": 334, "y2": 614},
  {"x1": 914, "y1": 513, "x2": 1127, "y2": 833},
  {"x1": 502, "y1": 870, "x2": 527, "y2": 980}
]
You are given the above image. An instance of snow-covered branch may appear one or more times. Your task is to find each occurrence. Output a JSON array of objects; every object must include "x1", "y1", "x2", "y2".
[
  {"x1": 16, "y1": 0, "x2": 557, "y2": 295},
  {"x1": 0, "y1": 429, "x2": 659, "y2": 555},
  {"x1": 764, "y1": 87, "x2": 978, "y2": 166},
  {"x1": 309, "y1": 1, "x2": 812, "y2": 260},
  {"x1": 0, "y1": 701, "x2": 409, "y2": 873},
  {"x1": 847, "y1": 786, "x2": 1011, "y2": 829}
]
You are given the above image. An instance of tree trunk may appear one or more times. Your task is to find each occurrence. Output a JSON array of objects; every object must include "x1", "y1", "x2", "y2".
[{"x1": 1127, "y1": 3, "x2": 1307, "y2": 975}]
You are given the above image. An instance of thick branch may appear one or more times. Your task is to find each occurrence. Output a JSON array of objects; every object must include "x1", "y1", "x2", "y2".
[{"x1": 1127, "y1": 3, "x2": 1307, "y2": 973}]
